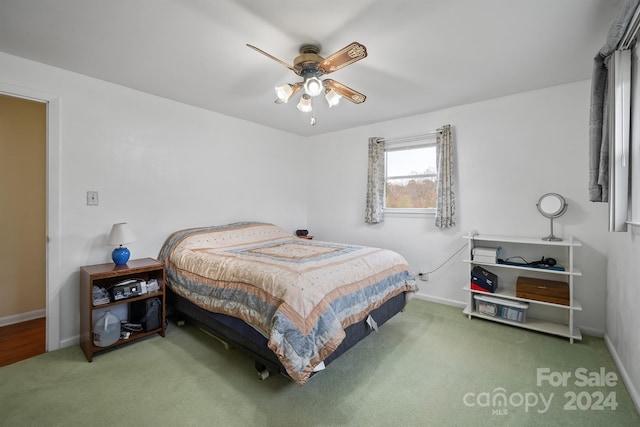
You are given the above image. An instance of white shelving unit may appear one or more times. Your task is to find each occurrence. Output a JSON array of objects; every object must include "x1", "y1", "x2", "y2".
[{"x1": 462, "y1": 233, "x2": 582, "y2": 343}]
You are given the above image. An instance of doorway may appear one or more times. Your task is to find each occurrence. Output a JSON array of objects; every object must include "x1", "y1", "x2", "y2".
[{"x1": 0, "y1": 93, "x2": 46, "y2": 364}]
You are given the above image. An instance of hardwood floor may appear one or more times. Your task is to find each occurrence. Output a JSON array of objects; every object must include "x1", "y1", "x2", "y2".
[{"x1": 0, "y1": 318, "x2": 46, "y2": 367}]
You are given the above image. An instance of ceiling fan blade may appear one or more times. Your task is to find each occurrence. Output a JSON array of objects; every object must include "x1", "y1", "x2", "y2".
[
  {"x1": 246, "y1": 44, "x2": 296, "y2": 72},
  {"x1": 324, "y1": 79, "x2": 366, "y2": 104},
  {"x1": 318, "y1": 42, "x2": 367, "y2": 74},
  {"x1": 290, "y1": 82, "x2": 303, "y2": 97}
]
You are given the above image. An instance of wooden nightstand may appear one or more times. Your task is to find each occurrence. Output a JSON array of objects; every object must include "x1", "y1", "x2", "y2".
[{"x1": 79, "y1": 258, "x2": 166, "y2": 362}]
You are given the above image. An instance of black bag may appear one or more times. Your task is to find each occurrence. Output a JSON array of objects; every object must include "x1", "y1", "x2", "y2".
[{"x1": 131, "y1": 297, "x2": 162, "y2": 332}]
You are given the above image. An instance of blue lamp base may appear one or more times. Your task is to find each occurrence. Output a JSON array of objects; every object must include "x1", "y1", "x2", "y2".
[{"x1": 112, "y1": 246, "x2": 131, "y2": 265}]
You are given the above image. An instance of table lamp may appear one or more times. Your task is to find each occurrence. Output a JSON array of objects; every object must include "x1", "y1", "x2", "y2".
[{"x1": 107, "y1": 222, "x2": 136, "y2": 265}]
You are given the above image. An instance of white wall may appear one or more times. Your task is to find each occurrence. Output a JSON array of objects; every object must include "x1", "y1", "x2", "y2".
[
  {"x1": 0, "y1": 52, "x2": 308, "y2": 347},
  {"x1": 606, "y1": 232, "x2": 640, "y2": 411},
  {"x1": 601, "y1": 43, "x2": 640, "y2": 413},
  {"x1": 306, "y1": 80, "x2": 610, "y2": 336}
]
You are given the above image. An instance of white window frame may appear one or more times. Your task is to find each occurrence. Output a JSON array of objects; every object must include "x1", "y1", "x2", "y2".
[{"x1": 383, "y1": 138, "x2": 438, "y2": 216}]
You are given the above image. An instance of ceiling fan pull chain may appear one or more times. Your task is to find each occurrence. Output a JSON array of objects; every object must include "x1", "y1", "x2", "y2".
[{"x1": 310, "y1": 97, "x2": 317, "y2": 126}]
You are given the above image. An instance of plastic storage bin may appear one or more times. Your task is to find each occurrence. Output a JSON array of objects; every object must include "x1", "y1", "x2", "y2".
[{"x1": 474, "y1": 294, "x2": 528, "y2": 323}]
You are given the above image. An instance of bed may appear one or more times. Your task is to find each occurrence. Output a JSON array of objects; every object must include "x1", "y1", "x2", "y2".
[{"x1": 158, "y1": 222, "x2": 417, "y2": 385}]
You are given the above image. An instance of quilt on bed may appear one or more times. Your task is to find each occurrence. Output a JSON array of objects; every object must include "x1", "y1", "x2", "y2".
[{"x1": 158, "y1": 222, "x2": 417, "y2": 385}]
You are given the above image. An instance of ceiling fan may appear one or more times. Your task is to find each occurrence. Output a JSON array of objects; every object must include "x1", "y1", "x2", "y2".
[{"x1": 246, "y1": 42, "x2": 368, "y2": 123}]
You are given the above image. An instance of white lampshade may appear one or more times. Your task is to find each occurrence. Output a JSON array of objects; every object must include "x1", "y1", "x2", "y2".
[
  {"x1": 107, "y1": 223, "x2": 136, "y2": 246},
  {"x1": 325, "y1": 89, "x2": 341, "y2": 107},
  {"x1": 297, "y1": 94, "x2": 313, "y2": 112},
  {"x1": 303, "y1": 76, "x2": 323, "y2": 97},
  {"x1": 275, "y1": 83, "x2": 294, "y2": 103}
]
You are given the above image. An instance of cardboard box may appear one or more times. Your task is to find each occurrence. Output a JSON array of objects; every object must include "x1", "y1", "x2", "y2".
[
  {"x1": 516, "y1": 276, "x2": 569, "y2": 306},
  {"x1": 471, "y1": 266, "x2": 498, "y2": 293}
]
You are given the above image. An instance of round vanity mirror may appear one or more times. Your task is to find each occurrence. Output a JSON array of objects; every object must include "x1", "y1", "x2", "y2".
[
  {"x1": 537, "y1": 193, "x2": 567, "y2": 218},
  {"x1": 536, "y1": 193, "x2": 567, "y2": 241}
]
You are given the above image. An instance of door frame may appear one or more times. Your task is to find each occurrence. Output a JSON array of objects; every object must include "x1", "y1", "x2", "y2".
[{"x1": 0, "y1": 83, "x2": 61, "y2": 352}]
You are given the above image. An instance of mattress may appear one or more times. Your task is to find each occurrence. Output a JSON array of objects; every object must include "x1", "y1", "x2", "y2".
[{"x1": 158, "y1": 222, "x2": 417, "y2": 385}]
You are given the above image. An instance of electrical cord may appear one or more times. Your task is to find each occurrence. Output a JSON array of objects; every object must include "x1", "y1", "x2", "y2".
[
  {"x1": 502, "y1": 256, "x2": 530, "y2": 264},
  {"x1": 121, "y1": 321, "x2": 143, "y2": 332},
  {"x1": 423, "y1": 232, "x2": 551, "y2": 277},
  {"x1": 423, "y1": 242, "x2": 468, "y2": 275}
]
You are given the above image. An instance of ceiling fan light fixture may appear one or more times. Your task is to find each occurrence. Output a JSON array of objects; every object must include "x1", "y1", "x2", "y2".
[
  {"x1": 246, "y1": 42, "x2": 368, "y2": 125},
  {"x1": 303, "y1": 76, "x2": 323, "y2": 97},
  {"x1": 275, "y1": 83, "x2": 294, "y2": 103},
  {"x1": 325, "y1": 89, "x2": 341, "y2": 107},
  {"x1": 297, "y1": 94, "x2": 313, "y2": 112}
]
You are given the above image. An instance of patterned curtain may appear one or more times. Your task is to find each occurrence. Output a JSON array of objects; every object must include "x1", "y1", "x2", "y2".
[
  {"x1": 588, "y1": 0, "x2": 640, "y2": 202},
  {"x1": 435, "y1": 125, "x2": 455, "y2": 228},
  {"x1": 365, "y1": 137, "x2": 385, "y2": 224}
]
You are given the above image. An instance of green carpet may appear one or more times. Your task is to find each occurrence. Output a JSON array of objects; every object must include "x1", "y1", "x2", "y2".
[{"x1": 1, "y1": 300, "x2": 638, "y2": 426}]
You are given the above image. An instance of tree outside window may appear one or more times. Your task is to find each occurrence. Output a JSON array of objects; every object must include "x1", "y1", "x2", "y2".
[{"x1": 384, "y1": 144, "x2": 437, "y2": 212}]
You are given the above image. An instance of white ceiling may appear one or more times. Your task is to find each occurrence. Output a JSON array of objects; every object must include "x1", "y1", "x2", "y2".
[{"x1": 0, "y1": 0, "x2": 622, "y2": 137}]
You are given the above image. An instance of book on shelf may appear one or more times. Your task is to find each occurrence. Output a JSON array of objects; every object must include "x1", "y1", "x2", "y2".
[{"x1": 472, "y1": 246, "x2": 501, "y2": 264}]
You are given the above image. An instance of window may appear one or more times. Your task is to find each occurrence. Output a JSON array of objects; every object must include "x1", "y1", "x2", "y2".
[{"x1": 384, "y1": 139, "x2": 438, "y2": 214}]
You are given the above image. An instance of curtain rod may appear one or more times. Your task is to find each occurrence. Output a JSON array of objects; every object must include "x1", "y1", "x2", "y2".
[
  {"x1": 620, "y1": 5, "x2": 640, "y2": 49},
  {"x1": 378, "y1": 129, "x2": 442, "y2": 144}
]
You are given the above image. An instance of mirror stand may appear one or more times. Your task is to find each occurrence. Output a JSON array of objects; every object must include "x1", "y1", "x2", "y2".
[{"x1": 543, "y1": 217, "x2": 562, "y2": 241}]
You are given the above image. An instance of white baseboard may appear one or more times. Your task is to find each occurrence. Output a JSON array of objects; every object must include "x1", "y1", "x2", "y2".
[
  {"x1": 604, "y1": 333, "x2": 640, "y2": 416},
  {"x1": 0, "y1": 309, "x2": 45, "y2": 327},
  {"x1": 578, "y1": 325, "x2": 604, "y2": 338},
  {"x1": 59, "y1": 335, "x2": 79, "y2": 349},
  {"x1": 413, "y1": 292, "x2": 466, "y2": 308}
]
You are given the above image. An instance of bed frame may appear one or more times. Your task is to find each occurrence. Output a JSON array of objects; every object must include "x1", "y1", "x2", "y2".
[{"x1": 167, "y1": 287, "x2": 408, "y2": 381}]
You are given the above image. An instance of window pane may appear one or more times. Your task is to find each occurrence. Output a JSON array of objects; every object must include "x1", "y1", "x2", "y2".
[
  {"x1": 386, "y1": 176, "x2": 437, "y2": 208},
  {"x1": 386, "y1": 147, "x2": 436, "y2": 177},
  {"x1": 385, "y1": 144, "x2": 437, "y2": 209}
]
